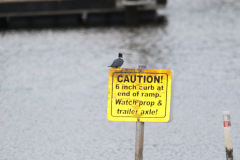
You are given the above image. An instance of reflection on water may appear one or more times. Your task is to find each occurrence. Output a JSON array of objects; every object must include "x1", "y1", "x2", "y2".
[{"x1": 1, "y1": 0, "x2": 240, "y2": 159}]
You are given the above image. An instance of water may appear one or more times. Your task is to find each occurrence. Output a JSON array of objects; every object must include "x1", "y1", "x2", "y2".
[{"x1": 1, "y1": 0, "x2": 240, "y2": 159}]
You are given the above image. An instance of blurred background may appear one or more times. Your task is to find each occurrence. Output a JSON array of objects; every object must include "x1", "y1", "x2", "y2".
[{"x1": 0, "y1": 0, "x2": 240, "y2": 159}]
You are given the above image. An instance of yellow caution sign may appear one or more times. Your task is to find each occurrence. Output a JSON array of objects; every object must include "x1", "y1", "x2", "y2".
[{"x1": 107, "y1": 68, "x2": 172, "y2": 122}]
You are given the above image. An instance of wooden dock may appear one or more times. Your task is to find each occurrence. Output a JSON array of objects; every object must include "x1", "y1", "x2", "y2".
[
  {"x1": 0, "y1": 0, "x2": 116, "y2": 17},
  {"x1": 0, "y1": 0, "x2": 167, "y2": 27}
]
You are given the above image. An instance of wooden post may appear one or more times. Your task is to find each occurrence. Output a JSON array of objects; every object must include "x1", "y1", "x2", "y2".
[
  {"x1": 125, "y1": 6, "x2": 138, "y2": 25},
  {"x1": 223, "y1": 111, "x2": 233, "y2": 160},
  {"x1": 135, "y1": 121, "x2": 144, "y2": 160},
  {"x1": 135, "y1": 65, "x2": 146, "y2": 160}
]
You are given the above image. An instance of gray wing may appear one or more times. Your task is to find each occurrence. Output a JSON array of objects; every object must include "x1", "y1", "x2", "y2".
[
  {"x1": 109, "y1": 59, "x2": 117, "y2": 67},
  {"x1": 109, "y1": 59, "x2": 124, "y2": 68}
]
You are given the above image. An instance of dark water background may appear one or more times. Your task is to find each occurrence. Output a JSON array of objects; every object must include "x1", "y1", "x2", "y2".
[{"x1": 1, "y1": 0, "x2": 240, "y2": 159}]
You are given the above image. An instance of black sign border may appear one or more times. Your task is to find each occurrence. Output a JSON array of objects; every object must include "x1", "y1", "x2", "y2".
[{"x1": 111, "y1": 71, "x2": 169, "y2": 119}]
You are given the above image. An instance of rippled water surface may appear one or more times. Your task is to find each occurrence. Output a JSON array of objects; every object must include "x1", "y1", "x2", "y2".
[{"x1": 1, "y1": 0, "x2": 240, "y2": 159}]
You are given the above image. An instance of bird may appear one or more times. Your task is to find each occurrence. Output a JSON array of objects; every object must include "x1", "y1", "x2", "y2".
[{"x1": 108, "y1": 53, "x2": 124, "y2": 68}]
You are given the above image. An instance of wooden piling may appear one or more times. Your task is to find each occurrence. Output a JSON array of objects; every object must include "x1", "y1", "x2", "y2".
[
  {"x1": 223, "y1": 111, "x2": 233, "y2": 160},
  {"x1": 125, "y1": 6, "x2": 138, "y2": 25}
]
